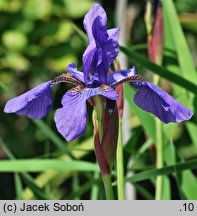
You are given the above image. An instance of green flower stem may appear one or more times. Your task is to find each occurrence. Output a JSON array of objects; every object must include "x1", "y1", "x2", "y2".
[
  {"x1": 155, "y1": 118, "x2": 164, "y2": 200},
  {"x1": 116, "y1": 118, "x2": 125, "y2": 200},
  {"x1": 145, "y1": 0, "x2": 164, "y2": 198},
  {"x1": 154, "y1": 75, "x2": 164, "y2": 200},
  {"x1": 90, "y1": 171, "x2": 99, "y2": 200},
  {"x1": 102, "y1": 175, "x2": 114, "y2": 200}
]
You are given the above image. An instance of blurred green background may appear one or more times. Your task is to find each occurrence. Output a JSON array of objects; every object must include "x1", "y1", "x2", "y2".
[{"x1": 0, "y1": 0, "x2": 197, "y2": 200}]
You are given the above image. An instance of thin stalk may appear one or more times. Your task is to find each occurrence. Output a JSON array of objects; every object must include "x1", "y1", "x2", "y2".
[
  {"x1": 153, "y1": 54, "x2": 164, "y2": 200},
  {"x1": 14, "y1": 173, "x2": 23, "y2": 200},
  {"x1": 155, "y1": 117, "x2": 164, "y2": 200},
  {"x1": 90, "y1": 171, "x2": 99, "y2": 200},
  {"x1": 145, "y1": 0, "x2": 164, "y2": 199},
  {"x1": 116, "y1": 118, "x2": 125, "y2": 200},
  {"x1": 102, "y1": 175, "x2": 114, "y2": 200}
]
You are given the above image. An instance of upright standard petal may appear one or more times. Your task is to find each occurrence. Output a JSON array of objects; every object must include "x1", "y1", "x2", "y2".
[
  {"x1": 4, "y1": 81, "x2": 53, "y2": 119},
  {"x1": 83, "y1": 5, "x2": 120, "y2": 85},
  {"x1": 134, "y1": 81, "x2": 193, "y2": 123},
  {"x1": 83, "y1": 46, "x2": 103, "y2": 86},
  {"x1": 90, "y1": 17, "x2": 119, "y2": 83},
  {"x1": 83, "y1": 3, "x2": 107, "y2": 42},
  {"x1": 55, "y1": 85, "x2": 118, "y2": 141},
  {"x1": 92, "y1": 17, "x2": 119, "y2": 66}
]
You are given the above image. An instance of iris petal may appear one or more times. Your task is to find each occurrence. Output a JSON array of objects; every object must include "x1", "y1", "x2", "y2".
[
  {"x1": 134, "y1": 81, "x2": 193, "y2": 123},
  {"x1": 92, "y1": 17, "x2": 119, "y2": 66},
  {"x1": 92, "y1": 16, "x2": 109, "y2": 46},
  {"x1": 91, "y1": 17, "x2": 119, "y2": 83},
  {"x1": 83, "y1": 3, "x2": 107, "y2": 42},
  {"x1": 66, "y1": 63, "x2": 84, "y2": 83},
  {"x1": 107, "y1": 67, "x2": 137, "y2": 87},
  {"x1": 107, "y1": 27, "x2": 120, "y2": 41},
  {"x1": 83, "y1": 47, "x2": 96, "y2": 84},
  {"x1": 55, "y1": 86, "x2": 118, "y2": 141},
  {"x1": 4, "y1": 81, "x2": 53, "y2": 119},
  {"x1": 83, "y1": 4, "x2": 120, "y2": 85}
]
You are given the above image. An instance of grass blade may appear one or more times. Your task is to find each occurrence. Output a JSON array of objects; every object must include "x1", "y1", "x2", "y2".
[
  {"x1": 126, "y1": 158, "x2": 197, "y2": 184},
  {"x1": 121, "y1": 47, "x2": 197, "y2": 95},
  {"x1": 0, "y1": 138, "x2": 50, "y2": 199},
  {"x1": 0, "y1": 159, "x2": 98, "y2": 172},
  {"x1": 163, "y1": 0, "x2": 197, "y2": 83},
  {"x1": 14, "y1": 173, "x2": 23, "y2": 200}
]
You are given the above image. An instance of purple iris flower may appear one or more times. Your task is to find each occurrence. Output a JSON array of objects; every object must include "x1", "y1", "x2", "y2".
[{"x1": 4, "y1": 4, "x2": 193, "y2": 142}]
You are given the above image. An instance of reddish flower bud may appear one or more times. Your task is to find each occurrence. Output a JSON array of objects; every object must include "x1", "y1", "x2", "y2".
[
  {"x1": 148, "y1": 2, "x2": 164, "y2": 64},
  {"x1": 93, "y1": 99, "x2": 119, "y2": 174},
  {"x1": 115, "y1": 84, "x2": 124, "y2": 118},
  {"x1": 114, "y1": 59, "x2": 124, "y2": 119},
  {"x1": 102, "y1": 103, "x2": 119, "y2": 167},
  {"x1": 94, "y1": 129, "x2": 110, "y2": 175}
]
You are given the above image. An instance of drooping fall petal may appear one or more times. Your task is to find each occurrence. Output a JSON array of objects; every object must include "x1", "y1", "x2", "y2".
[
  {"x1": 55, "y1": 85, "x2": 118, "y2": 141},
  {"x1": 134, "y1": 81, "x2": 193, "y2": 123},
  {"x1": 4, "y1": 81, "x2": 53, "y2": 119}
]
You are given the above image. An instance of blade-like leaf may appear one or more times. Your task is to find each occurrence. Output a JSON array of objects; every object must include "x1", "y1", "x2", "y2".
[
  {"x1": 121, "y1": 46, "x2": 197, "y2": 95},
  {"x1": 0, "y1": 159, "x2": 98, "y2": 172},
  {"x1": 126, "y1": 158, "x2": 197, "y2": 184}
]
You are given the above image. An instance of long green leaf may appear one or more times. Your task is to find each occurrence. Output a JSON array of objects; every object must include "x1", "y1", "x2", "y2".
[
  {"x1": 164, "y1": 139, "x2": 197, "y2": 199},
  {"x1": 33, "y1": 120, "x2": 68, "y2": 153},
  {"x1": 0, "y1": 159, "x2": 98, "y2": 172},
  {"x1": 0, "y1": 138, "x2": 50, "y2": 199},
  {"x1": 163, "y1": 0, "x2": 197, "y2": 83},
  {"x1": 21, "y1": 173, "x2": 50, "y2": 200},
  {"x1": 121, "y1": 47, "x2": 197, "y2": 95},
  {"x1": 126, "y1": 158, "x2": 197, "y2": 183},
  {"x1": 14, "y1": 173, "x2": 23, "y2": 200},
  {"x1": 163, "y1": 0, "x2": 197, "y2": 199}
]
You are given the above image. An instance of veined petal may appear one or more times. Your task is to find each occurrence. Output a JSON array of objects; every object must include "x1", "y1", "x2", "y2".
[
  {"x1": 66, "y1": 63, "x2": 84, "y2": 83},
  {"x1": 92, "y1": 16, "x2": 108, "y2": 46},
  {"x1": 83, "y1": 46, "x2": 96, "y2": 84},
  {"x1": 102, "y1": 38, "x2": 119, "y2": 68},
  {"x1": 91, "y1": 17, "x2": 119, "y2": 83},
  {"x1": 55, "y1": 85, "x2": 118, "y2": 141},
  {"x1": 107, "y1": 67, "x2": 137, "y2": 87},
  {"x1": 83, "y1": 4, "x2": 120, "y2": 85},
  {"x1": 134, "y1": 81, "x2": 193, "y2": 123},
  {"x1": 4, "y1": 81, "x2": 53, "y2": 119},
  {"x1": 107, "y1": 27, "x2": 120, "y2": 41},
  {"x1": 83, "y1": 3, "x2": 107, "y2": 42},
  {"x1": 92, "y1": 17, "x2": 119, "y2": 65},
  {"x1": 86, "y1": 73, "x2": 100, "y2": 87}
]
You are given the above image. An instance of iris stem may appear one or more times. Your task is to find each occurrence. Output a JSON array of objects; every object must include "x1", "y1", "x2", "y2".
[
  {"x1": 102, "y1": 175, "x2": 114, "y2": 200},
  {"x1": 90, "y1": 171, "x2": 99, "y2": 200},
  {"x1": 154, "y1": 75, "x2": 164, "y2": 200},
  {"x1": 155, "y1": 118, "x2": 164, "y2": 200},
  {"x1": 116, "y1": 118, "x2": 125, "y2": 200}
]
